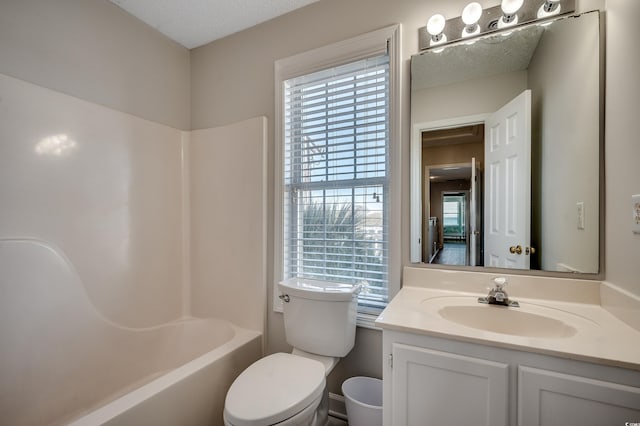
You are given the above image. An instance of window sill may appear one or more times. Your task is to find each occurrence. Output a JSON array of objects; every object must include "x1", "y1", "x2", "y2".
[{"x1": 357, "y1": 311, "x2": 383, "y2": 330}]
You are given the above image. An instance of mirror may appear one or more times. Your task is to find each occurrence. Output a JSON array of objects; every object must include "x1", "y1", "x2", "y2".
[{"x1": 410, "y1": 11, "x2": 601, "y2": 274}]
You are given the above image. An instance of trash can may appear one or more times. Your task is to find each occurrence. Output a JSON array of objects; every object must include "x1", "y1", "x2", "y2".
[{"x1": 341, "y1": 376, "x2": 382, "y2": 426}]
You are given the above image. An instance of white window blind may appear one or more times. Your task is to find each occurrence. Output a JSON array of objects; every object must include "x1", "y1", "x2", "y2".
[{"x1": 282, "y1": 52, "x2": 390, "y2": 314}]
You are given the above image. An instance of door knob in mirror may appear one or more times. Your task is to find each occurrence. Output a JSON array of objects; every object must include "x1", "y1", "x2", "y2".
[{"x1": 510, "y1": 245, "x2": 523, "y2": 255}]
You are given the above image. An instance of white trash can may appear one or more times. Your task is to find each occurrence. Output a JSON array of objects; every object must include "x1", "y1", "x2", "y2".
[{"x1": 341, "y1": 376, "x2": 382, "y2": 426}]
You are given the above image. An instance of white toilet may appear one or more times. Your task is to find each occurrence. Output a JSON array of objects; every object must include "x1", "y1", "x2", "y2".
[{"x1": 223, "y1": 278, "x2": 361, "y2": 426}]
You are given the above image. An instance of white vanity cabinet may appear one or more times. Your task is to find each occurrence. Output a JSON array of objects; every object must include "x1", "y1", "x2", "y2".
[
  {"x1": 518, "y1": 366, "x2": 640, "y2": 426},
  {"x1": 390, "y1": 341, "x2": 509, "y2": 426},
  {"x1": 382, "y1": 330, "x2": 640, "y2": 426}
]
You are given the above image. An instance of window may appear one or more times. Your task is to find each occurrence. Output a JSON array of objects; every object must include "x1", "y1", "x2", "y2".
[
  {"x1": 283, "y1": 54, "x2": 389, "y2": 313},
  {"x1": 275, "y1": 26, "x2": 401, "y2": 324},
  {"x1": 443, "y1": 200, "x2": 461, "y2": 226},
  {"x1": 443, "y1": 194, "x2": 466, "y2": 241}
]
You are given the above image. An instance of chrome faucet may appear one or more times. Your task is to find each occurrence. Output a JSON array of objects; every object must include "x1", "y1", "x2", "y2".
[{"x1": 478, "y1": 277, "x2": 520, "y2": 307}]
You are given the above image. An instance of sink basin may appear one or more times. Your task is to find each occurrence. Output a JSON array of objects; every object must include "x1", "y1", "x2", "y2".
[
  {"x1": 419, "y1": 296, "x2": 596, "y2": 339},
  {"x1": 438, "y1": 305, "x2": 577, "y2": 338}
]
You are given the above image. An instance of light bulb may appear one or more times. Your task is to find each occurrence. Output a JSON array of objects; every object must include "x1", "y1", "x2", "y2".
[
  {"x1": 501, "y1": 0, "x2": 524, "y2": 15},
  {"x1": 544, "y1": 0, "x2": 561, "y2": 8},
  {"x1": 461, "y1": 2, "x2": 482, "y2": 38},
  {"x1": 537, "y1": 0, "x2": 562, "y2": 18},
  {"x1": 462, "y1": 2, "x2": 482, "y2": 26},
  {"x1": 498, "y1": 0, "x2": 523, "y2": 28},
  {"x1": 426, "y1": 14, "x2": 446, "y2": 36},
  {"x1": 426, "y1": 14, "x2": 447, "y2": 46}
]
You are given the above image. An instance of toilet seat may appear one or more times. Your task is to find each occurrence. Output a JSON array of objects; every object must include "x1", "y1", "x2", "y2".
[{"x1": 224, "y1": 353, "x2": 326, "y2": 426}]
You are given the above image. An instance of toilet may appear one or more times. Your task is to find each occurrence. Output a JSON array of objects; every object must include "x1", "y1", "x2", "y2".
[{"x1": 223, "y1": 278, "x2": 361, "y2": 426}]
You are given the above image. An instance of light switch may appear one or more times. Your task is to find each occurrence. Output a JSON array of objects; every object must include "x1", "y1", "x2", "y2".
[
  {"x1": 577, "y1": 201, "x2": 585, "y2": 230},
  {"x1": 633, "y1": 194, "x2": 640, "y2": 235}
]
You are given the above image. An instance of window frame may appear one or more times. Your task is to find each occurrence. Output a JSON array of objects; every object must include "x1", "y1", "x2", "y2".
[{"x1": 274, "y1": 25, "x2": 402, "y2": 328}]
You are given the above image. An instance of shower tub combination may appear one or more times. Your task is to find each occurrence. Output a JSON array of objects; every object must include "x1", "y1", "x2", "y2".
[{"x1": 0, "y1": 239, "x2": 262, "y2": 426}]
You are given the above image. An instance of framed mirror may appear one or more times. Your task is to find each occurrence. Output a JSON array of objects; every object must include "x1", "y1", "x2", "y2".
[{"x1": 410, "y1": 10, "x2": 602, "y2": 274}]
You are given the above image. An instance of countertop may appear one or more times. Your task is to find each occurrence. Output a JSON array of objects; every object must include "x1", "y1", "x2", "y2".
[{"x1": 376, "y1": 285, "x2": 640, "y2": 371}]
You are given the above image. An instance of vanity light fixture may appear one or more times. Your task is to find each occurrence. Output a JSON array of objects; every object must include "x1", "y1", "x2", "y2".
[
  {"x1": 418, "y1": 0, "x2": 575, "y2": 52},
  {"x1": 461, "y1": 2, "x2": 483, "y2": 38},
  {"x1": 426, "y1": 14, "x2": 447, "y2": 46},
  {"x1": 498, "y1": 0, "x2": 524, "y2": 28},
  {"x1": 537, "y1": 0, "x2": 561, "y2": 18}
]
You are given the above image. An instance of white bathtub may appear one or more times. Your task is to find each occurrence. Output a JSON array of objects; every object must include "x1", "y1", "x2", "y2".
[
  {"x1": 0, "y1": 239, "x2": 262, "y2": 425},
  {"x1": 66, "y1": 319, "x2": 262, "y2": 426}
]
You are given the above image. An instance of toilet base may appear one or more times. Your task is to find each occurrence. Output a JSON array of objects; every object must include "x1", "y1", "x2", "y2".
[{"x1": 314, "y1": 386, "x2": 329, "y2": 426}]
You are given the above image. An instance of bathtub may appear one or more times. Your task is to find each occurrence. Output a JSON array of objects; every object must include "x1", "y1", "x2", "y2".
[
  {"x1": 67, "y1": 319, "x2": 262, "y2": 426},
  {"x1": 0, "y1": 239, "x2": 262, "y2": 425}
]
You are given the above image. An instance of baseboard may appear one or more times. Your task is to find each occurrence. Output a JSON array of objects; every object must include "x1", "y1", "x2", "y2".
[{"x1": 328, "y1": 392, "x2": 348, "y2": 421}]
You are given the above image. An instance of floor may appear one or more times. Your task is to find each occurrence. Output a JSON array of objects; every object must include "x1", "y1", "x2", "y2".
[{"x1": 432, "y1": 241, "x2": 468, "y2": 266}]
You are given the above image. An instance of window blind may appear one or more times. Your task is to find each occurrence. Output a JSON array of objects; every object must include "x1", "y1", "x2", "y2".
[{"x1": 282, "y1": 52, "x2": 390, "y2": 313}]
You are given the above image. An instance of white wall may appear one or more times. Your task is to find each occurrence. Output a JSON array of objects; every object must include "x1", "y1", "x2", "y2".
[
  {"x1": 190, "y1": 117, "x2": 267, "y2": 333},
  {"x1": 0, "y1": 0, "x2": 269, "y2": 332},
  {"x1": 0, "y1": 72, "x2": 185, "y2": 327},
  {"x1": 528, "y1": 11, "x2": 600, "y2": 273},
  {"x1": 0, "y1": 70, "x2": 269, "y2": 333}
]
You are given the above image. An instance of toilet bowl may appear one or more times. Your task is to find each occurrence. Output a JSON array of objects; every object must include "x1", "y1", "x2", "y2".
[
  {"x1": 223, "y1": 278, "x2": 360, "y2": 426},
  {"x1": 223, "y1": 353, "x2": 329, "y2": 426}
]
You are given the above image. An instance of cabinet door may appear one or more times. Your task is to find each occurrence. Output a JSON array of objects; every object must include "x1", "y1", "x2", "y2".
[
  {"x1": 392, "y1": 343, "x2": 509, "y2": 426},
  {"x1": 518, "y1": 366, "x2": 640, "y2": 426}
]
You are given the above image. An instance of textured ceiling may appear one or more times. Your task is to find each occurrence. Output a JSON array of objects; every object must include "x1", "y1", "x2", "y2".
[
  {"x1": 109, "y1": 0, "x2": 321, "y2": 49},
  {"x1": 412, "y1": 25, "x2": 545, "y2": 91}
]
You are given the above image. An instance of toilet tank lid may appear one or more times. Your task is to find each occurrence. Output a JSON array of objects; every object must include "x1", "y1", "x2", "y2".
[{"x1": 278, "y1": 278, "x2": 362, "y2": 302}]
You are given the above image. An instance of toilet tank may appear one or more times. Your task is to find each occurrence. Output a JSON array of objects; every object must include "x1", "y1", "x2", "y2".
[{"x1": 278, "y1": 278, "x2": 361, "y2": 357}]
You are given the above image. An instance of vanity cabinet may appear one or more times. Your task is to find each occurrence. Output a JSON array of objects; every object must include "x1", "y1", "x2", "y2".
[
  {"x1": 382, "y1": 330, "x2": 640, "y2": 426},
  {"x1": 518, "y1": 366, "x2": 640, "y2": 426},
  {"x1": 391, "y1": 342, "x2": 509, "y2": 426}
]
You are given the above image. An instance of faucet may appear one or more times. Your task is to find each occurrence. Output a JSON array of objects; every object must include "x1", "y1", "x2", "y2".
[{"x1": 478, "y1": 277, "x2": 520, "y2": 307}]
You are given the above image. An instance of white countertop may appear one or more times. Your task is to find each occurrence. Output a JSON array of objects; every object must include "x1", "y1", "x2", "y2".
[{"x1": 376, "y1": 285, "x2": 640, "y2": 371}]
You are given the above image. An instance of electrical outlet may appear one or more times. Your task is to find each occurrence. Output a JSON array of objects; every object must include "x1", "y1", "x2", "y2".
[
  {"x1": 577, "y1": 201, "x2": 585, "y2": 230},
  {"x1": 633, "y1": 194, "x2": 640, "y2": 235}
]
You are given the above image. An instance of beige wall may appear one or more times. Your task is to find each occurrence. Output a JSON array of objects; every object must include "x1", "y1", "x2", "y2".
[
  {"x1": 423, "y1": 143, "x2": 485, "y2": 168},
  {"x1": 411, "y1": 70, "x2": 528, "y2": 124},
  {"x1": 0, "y1": 0, "x2": 191, "y2": 130},
  {"x1": 190, "y1": 0, "x2": 495, "y2": 350},
  {"x1": 605, "y1": 0, "x2": 640, "y2": 293},
  {"x1": 190, "y1": 0, "x2": 489, "y2": 392},
  {"x1": 528, "y1": 11, "x2": 600, "y2": 273},
  {"x1": 189, "y1": 0, "x2": 638, "y2": 395}
]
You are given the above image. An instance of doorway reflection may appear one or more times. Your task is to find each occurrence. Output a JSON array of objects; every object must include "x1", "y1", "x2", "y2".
[
  {"x1": 432, "y1": 241, "x2": 467, "y2": 265},
  {"x1": 422, "y1": 124, "x2": 484, "y2": 266}
]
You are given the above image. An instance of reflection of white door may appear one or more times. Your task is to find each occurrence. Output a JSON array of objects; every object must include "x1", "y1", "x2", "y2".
[
  {"x1": 484, "y1": 90, "x2": 531, "y2": 269},
  {"x1": 423, "y1": 167, "x2": 431, "y2": 262},
  {"x1": 470, "y1": 157, "x2": 481, "y2": 266}
]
